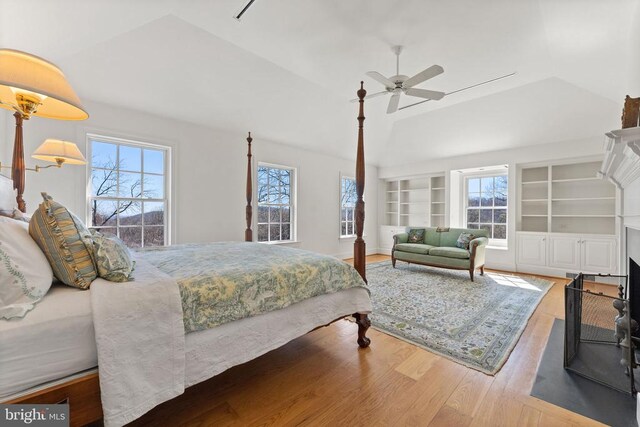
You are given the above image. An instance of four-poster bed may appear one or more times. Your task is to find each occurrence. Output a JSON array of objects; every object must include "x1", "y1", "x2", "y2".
[
  {"x1": 242, "y1": 82, "x2": 371, "y2": 347},
  {"x1": 2, "y1": 83, "x2": 372, "y2": 426}
]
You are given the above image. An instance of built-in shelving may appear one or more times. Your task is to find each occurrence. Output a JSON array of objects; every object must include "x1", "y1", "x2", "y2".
[
  {"x1": 551, "y1": 177, "x2": 600, "y2": 183},
  {"x1": 382, "y1": 174, "x2": 447, "y2": 227},
  {"x1": 519, "y1": 160, "x2": 617, "y2": 235},
  {"x1": 520, "y1": 166, "x2": 549, "y2": 232},
  {"x1": 383, "y1": 177, "x2": 428, "y2": 226},
  {"x1": 551, "y1": 214, "x2": 615, "y2": 218},
  {"x1": 551, "y1": 197, "x2": 615, "y2": 201},
  {"x1": 430, "y1": 176, "x2": 446, "y2": 228}
]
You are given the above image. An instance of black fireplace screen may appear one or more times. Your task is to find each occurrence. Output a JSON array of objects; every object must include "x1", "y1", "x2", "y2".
[{"x1": 564, "y1": 273, "x2": 637, "y2": 394}]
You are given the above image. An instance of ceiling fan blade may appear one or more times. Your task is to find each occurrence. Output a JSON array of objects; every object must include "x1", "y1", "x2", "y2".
[
  {"x1": 403, "y1": 65, "x2": 444, "y2": 88},
  {"x1": 398, "y1": 72, "x2": 517, "y2": 111},
  {"x1": 387, "y1": 92, "x2": 401, "y2": 114},
  {"x1": 366, "y1": 71, "x2": 395, "y2": 89},
  {"x1": 405, "y1": 88, "x2": 445, "y2": 100},
  {"x1": 349, "y1": 90, "x2": 389, "y2": 103}
]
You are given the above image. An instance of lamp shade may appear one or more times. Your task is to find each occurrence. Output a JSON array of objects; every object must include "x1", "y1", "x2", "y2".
[
  {"x1": 32, "y1": 139, "x2": 87, "y2": 165},
  {"x1": 0, "y1": 49, "x2": 88, "y2": 120}
]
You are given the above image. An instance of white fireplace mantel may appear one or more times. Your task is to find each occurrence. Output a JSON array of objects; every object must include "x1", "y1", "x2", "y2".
[{"x1": 599, "y1": 127, "x2": 640, "y2": 189}]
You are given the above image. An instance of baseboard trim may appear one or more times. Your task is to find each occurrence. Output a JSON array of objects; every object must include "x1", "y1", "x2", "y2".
[
  {"x1": 515, "y1": 264, "x2": 619, "y2": 285},
  {"x1": 336, "y1": 248, "x2": 381, "y2": 260},
  {"x1": 484, "y1": 262, "x2": 515, "y2": 272}
]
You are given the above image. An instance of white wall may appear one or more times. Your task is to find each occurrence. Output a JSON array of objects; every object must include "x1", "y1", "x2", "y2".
[
  {"x1": 0, "y1": 100, "x2": 378, "y2": 258},
  {"x1": 623, "y1": 178, "x2": 640, "y2": 230},
  {"x1": 378, "y1": 137, "x2": 606, "y2": 271},
  {"x1": 629, "y1": 5, "x2": 640, "y2": 96}
]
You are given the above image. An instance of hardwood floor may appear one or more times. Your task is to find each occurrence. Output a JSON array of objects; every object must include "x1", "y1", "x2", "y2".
[{"x1": 130, "y1": 255, "x2": 609, "y2": 427}]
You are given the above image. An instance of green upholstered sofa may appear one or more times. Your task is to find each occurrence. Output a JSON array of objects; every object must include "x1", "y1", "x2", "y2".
[{"x1": 392, "y1": 227, "x2": 489, "y2": 281}]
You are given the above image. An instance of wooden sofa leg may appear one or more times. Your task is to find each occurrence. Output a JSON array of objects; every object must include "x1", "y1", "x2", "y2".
[
  {"x1": 469, "y1": 269, "x2": 474, "y2": 281},
  {"x1": 480, "y1": 266, "x2": 485, "y2": 276},
  {"x1": 354, "y1": 313, "x2": 371, "y2": 348},
  {"x1": 392, "y1": 256, "x2": 396, "y2": 268}
]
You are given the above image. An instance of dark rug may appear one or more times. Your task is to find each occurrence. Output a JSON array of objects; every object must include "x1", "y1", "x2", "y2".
[{"x1": 531, "y1": 319, "x2": 637, "y2": 427}]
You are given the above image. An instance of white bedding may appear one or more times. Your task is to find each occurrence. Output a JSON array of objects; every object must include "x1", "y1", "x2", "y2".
[
  {"x1": 90, "y1": 259, "x2": 185, "y2": 427},
  {"x1": 0, "y1": 285, "x2": 97, "y2": 398},
  {"x1": 184, "y1": 286, "x2": 371, "y2": 388},
  {"x1": 1, "y1": 267, "x2": 371, "y2": 426}
]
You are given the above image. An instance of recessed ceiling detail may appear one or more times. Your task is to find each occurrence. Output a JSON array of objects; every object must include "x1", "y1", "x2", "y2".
[{"x1": 0, "y1": 0, "x2": 636, "y2": 166}]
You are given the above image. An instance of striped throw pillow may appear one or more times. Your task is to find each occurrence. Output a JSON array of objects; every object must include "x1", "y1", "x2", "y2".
[{"x1": 29, "y1": 193, "x2": 97, "y2": 289}]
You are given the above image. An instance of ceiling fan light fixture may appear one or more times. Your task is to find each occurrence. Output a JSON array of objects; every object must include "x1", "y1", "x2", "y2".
[{"x1": 363, "y1": 47, "x2": 445, "y2": 113}]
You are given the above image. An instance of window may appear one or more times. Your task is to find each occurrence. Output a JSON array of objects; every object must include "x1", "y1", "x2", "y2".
[
  {"x1": 87, "y1": 135, "x2": 170, "y2": 248},
  {"x1": 465, "y1": 174, "x2": 507, "y2": 240},
  {"x1": 257, "y1": 164, "x2": 294, "y2": 242},
  {"x1": 340, "y1": 176, "x2": 357, "y2": 237}
]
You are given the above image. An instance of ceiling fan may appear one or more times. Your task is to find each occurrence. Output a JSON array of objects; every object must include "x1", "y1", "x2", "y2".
[
  {"x1": 354, "y1": 45, "x2": 516, "y2": 114},
  {"x1": 355, "y1": 46, "x2": 445, "y2": 114}
]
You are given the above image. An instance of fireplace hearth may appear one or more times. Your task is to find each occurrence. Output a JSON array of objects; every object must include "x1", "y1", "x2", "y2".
[
  {"x1": 564, "y1": 273, "x2": 638, "y2": 394},
  {"x1": 563, "y1": 227, "x2": 640, "y2": 395}
]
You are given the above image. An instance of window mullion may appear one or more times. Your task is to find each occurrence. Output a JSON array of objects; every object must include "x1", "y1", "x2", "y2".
[{"x1": 89, "y1": 137, "x2": 169, "y2": 248}]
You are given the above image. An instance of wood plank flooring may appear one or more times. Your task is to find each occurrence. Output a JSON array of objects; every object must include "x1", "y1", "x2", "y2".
[{"x1": 130, "y1": 255, "x2": 610, "y2": 427}]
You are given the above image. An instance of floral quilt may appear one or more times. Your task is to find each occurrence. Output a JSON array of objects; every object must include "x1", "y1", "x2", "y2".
[{"x1": 137, "y1": 242, "x2": 367, "y2": 333}]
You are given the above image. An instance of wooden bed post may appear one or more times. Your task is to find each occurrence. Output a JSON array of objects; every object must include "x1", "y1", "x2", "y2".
[
  {"x1": 354, "y1": 81, "x2": 366, "y2": 282},
  {"x1": 12, "y1": 112, "x2": 27, "y2": 213},
  {"x1": 353, "y1": 81, "x2": 371, "y2": 348},
  {"x1": 245, "y1": 132, "x2": 253, "y2": 242}
]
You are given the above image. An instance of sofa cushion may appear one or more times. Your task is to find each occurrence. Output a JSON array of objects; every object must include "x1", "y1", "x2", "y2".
[
  {"x1": 424, "y1": 227, "x2": 441, "y2": 246},
  {"x1": 428, "y1": 246, "x2": 470, "y2": 259},
  {"x1": 394, "y1": 251, "x2": 471, "y2": 269},
  {"x1": 395, "y1": 243, "x2": 434, "y2": 255},
  {"x1": 407, "y1": 228, "x2": 425, "y2": 243},
  {"x1": 439, "y1": 229, "x2": 463, "y2": 248}
]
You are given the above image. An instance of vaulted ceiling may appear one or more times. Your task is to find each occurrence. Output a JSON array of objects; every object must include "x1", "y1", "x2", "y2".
[{"x1": 1, "y1": 0, "x2": 638, "y2": 166}]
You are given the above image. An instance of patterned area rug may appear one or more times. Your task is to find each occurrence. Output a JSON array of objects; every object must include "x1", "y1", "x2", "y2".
[{"x1": 367, "y1": 261, "x2": 554, "y2": 375}]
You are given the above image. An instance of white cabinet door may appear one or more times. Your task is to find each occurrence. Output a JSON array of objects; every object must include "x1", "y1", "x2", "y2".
[
  {"x1": 517, "y1": 233, "x2": 547, "y2": 266},
  {"x1": 379, "y1": 226, "x2": 406, "y2": 250},
  {"x1": 548, "y1": 235, "x2": 581, "y2": 271},
  {"x1": 581, "y1": 237, "x2": 617, "y2": 274},
  {"x1": 378, "y1": 226, "x2": 394, "y2": 250}
]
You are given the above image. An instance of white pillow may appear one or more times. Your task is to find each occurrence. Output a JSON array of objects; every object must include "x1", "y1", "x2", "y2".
[
  {"x1": 0, "y1": 176, "x2": 16, "y2": 217},
  {"x1": 0, "y1": 216, "x2": 53, "y2": 319}
]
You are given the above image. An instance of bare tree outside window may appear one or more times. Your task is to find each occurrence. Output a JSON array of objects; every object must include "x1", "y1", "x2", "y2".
[
  {"x1": 466, "y1": 175, "x2": 507, "y2": 239},
  {"x1": 257, "y1": 165, "x2": 294, "y2": 242},
  {"x1": 88, "y1": 137, "x2": 168, "y2": 248},
  {"x1": 340, "y1": 177, "x2": 357, "y2": 237}
]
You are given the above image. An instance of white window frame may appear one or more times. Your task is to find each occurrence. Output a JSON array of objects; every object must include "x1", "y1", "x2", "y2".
[
  {"x1": 339, "y1": 174, "x2": 357, "y2": 238},
  {"x1": 462, "y1": 171, "x2": 508, "y2": 247},
  {"x1": 85, "y1": 133, "x2": 172, "y2": 247},
  {"x1": 255, "y1": 162, "x2": 297, "y2": 244}
]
